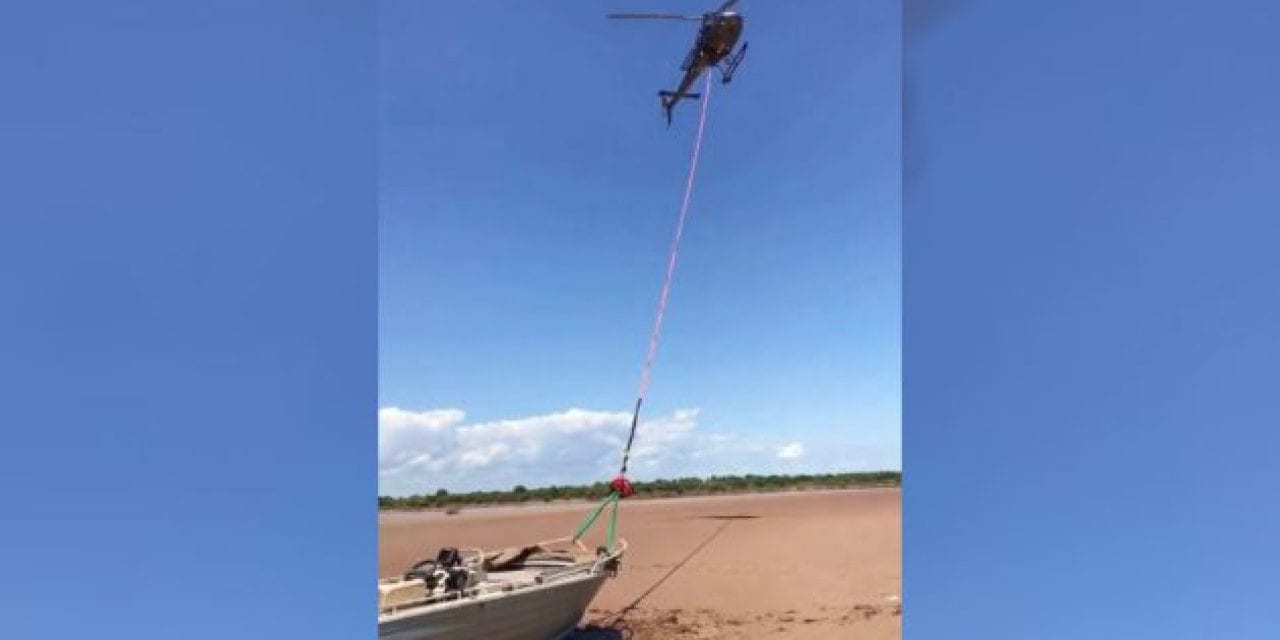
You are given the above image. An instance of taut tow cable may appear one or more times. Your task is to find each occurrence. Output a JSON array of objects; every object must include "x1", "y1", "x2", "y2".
[
  {"x1": 574, "y1": 72, "x2": 715, "y2": 552},
  {"x1": 621, "y1": 72, "x2": 714, "y2": 477}
]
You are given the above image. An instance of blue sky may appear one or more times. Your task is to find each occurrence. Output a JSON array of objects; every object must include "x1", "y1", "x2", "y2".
[
  {"x1": 378, "y1": 0, "x2": 900, "y2": 494},
  {"x1": 8, "y1": 2, "x2": 1280, "y2": 637}
]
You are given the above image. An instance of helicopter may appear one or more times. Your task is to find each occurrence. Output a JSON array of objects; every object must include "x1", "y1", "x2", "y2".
[{"x1": 609, "y1": 0, "x2": 749, "y2": 126}]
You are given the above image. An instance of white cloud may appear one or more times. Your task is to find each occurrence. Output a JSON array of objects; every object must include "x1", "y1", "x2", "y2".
[
  {"x1": 378, "y1": 406, "x2": 706, "y2": 494},
  {"x1": 379, "y1": 407, "x2": 465, "y2": 431},
  {"x1": 377, "y1": 407, "x2": 468, "y2": 477},
  {"x1": 776, "y1": 442, "x2": 805, "y2": 460},
  {"x1": 377, "y1": 406, "x2": 882, "y2": 495}
]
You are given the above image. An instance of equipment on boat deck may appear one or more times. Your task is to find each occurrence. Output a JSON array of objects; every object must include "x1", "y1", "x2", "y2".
[{"x1": 378, "y1": 538, "x2": 628, "y2": 640}]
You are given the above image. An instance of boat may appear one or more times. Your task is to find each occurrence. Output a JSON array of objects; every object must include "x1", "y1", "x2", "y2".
[{"x1": 378, "y1": 536, "x2": 627, "y2": 640}]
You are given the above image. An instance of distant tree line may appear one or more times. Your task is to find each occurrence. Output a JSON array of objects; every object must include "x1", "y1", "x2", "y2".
[{"x1": 378, "y1": 471, "x2": 900, "y2": 510}]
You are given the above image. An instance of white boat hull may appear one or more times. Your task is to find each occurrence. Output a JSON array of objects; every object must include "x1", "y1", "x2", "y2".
[{"x1": 378, "y1": 568, "x2": 607, "y2": 640}]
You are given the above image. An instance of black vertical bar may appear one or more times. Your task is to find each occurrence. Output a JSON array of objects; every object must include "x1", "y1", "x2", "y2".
[{"x1": 619, "y1": 396, "x2": 644, "y2": 474}]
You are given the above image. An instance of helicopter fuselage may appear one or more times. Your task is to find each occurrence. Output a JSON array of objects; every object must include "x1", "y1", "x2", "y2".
[
  {"x1": 687, "y1": 12, "x2": 743, "y2": 69},
  {"x1": 662, "y1": 12, "x2": 745, "y2": 122}
]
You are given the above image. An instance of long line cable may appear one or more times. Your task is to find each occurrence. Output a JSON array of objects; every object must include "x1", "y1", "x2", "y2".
[{"x1": 619, "y1": 73, "x2": 714, "y2": 476}]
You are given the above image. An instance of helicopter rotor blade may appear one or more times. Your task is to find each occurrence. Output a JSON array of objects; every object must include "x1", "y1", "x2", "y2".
[
  {"x1": 607, "y1": 13, "x2": 702, "y2": 20},
  {"x1": 716, "y1": 0, "x2": 741, "y2": 13}
]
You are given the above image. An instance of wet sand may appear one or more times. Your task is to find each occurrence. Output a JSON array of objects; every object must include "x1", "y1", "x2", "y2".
[{"x1": 379, "y1": 488, "x2": 901, "y2": 639}]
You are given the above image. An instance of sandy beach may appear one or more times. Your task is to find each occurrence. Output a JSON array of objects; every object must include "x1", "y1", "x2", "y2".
[{"x1": 379, "y1": 488, "x2": 901, "y2": 639}]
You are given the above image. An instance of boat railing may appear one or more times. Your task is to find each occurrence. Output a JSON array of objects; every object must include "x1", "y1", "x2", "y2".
[{"x1": 532, "y1": 535, "x2": 628, "y2": 570}]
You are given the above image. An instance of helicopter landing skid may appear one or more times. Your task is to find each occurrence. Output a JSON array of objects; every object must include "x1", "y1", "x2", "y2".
[{"x1": 718, "y1": 42, "x2": 748, "y2": 84}]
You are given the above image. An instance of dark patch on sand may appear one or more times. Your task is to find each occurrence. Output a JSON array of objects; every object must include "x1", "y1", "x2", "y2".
[{"x1": 576, "y1": 603, "x2": 901, "y2": 639}]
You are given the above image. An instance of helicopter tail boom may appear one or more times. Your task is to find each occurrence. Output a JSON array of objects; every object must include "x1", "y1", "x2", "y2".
[{"x1": 659, "y1": 90, "x2": 702, "y2": 126}]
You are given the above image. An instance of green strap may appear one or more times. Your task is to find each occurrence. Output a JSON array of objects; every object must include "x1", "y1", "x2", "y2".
[
  {"x1": 605, "y1": 496, "x2": 620, "y2": 552},
  {"x1": 572, "y1": 491, "x2": 619, "y2": 543}
]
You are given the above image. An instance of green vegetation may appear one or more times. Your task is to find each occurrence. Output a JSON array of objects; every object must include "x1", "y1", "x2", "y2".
[{"x1": 378, "y1": 471, "x2": 900, "y2": 510}]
